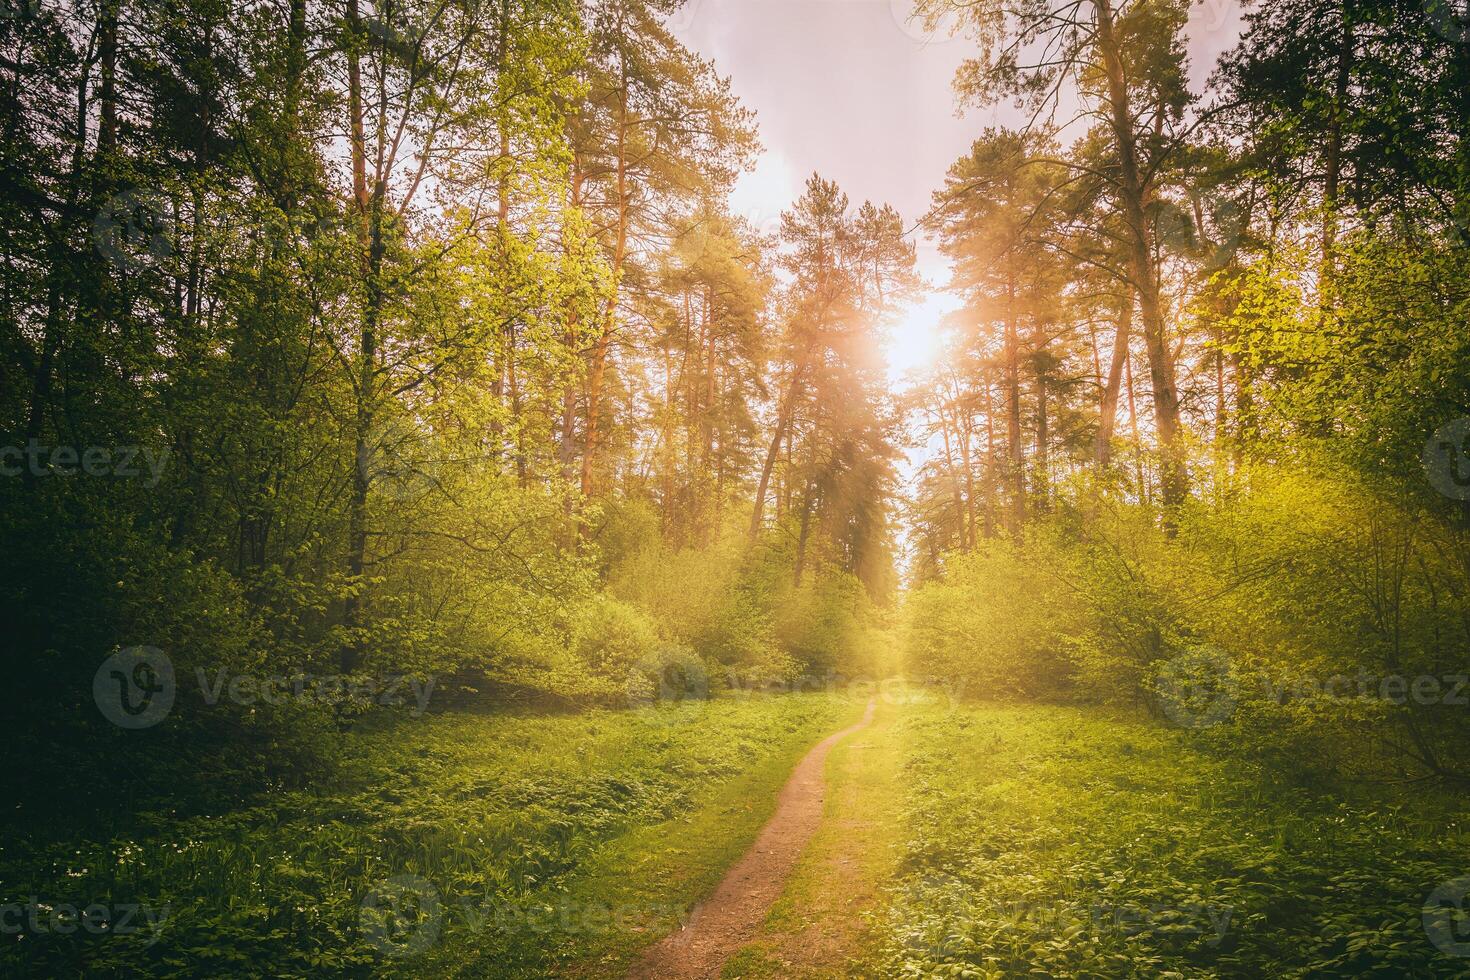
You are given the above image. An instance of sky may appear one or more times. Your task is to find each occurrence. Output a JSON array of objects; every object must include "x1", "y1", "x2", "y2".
[{"x1": 674, "y1": 0, "x2": 1247, "y2": 375}]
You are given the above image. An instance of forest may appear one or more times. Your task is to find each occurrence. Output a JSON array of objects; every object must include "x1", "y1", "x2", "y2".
[{"x1": 3, "y1": 0, "x2": 1470, "y2": 975}]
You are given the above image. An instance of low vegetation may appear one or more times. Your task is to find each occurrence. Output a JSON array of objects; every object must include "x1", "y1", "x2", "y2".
[
  {"x1": 872, "y1": 701, "x2": 1470, "y2": 978},
  {"x1": 0, "y1": 694, "x2": 855, "y2": 977}
]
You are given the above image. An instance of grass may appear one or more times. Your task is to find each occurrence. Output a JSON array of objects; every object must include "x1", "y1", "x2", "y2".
[
  {"x1": 0, "y1": 692, "x2": 860, "y2": 978},
  {"x1": 871, "y1": 701, "x2": 1470, "y2": 979},
  {"x1": 10, "y1": 692, "x2": 1468, "y2": 978}
]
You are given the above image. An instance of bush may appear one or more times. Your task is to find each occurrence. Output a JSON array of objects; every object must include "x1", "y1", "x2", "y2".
[
  {"x1": 902, "y1": 458, "x2": 1470, "y2": 784},
  {"x1": 902, "y1": 537, "x2": 1080, "y2": 701}
]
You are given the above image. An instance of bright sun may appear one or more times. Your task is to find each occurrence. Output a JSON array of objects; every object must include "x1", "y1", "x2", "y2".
[{"x1": 887, "y1": 291, "x2": 961, "y2": 381}]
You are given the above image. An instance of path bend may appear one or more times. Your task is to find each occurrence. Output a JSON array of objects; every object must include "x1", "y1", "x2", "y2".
[{"x1": 627, "y1": 698, "x2": 879, "y2": 980}]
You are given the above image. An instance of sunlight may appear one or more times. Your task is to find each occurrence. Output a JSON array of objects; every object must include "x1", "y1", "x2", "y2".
[
  {"x1": 728, "y1": 149, "x2": 798, "y2": 237},
  {"x1": 886, "y1": 289, "x2": 962, "y2": 382}
]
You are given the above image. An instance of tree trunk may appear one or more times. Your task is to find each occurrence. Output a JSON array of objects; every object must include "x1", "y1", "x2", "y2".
[
  {"x1": 559, "y1": 164, "x2": 584, "y2": 498},
  {"x1": 794, "y1": 481, "x2": 816, "y2": 586},
  {"x1": 1125, "y1": 348, "x2": 1149, "y2": 506},
  {"x1": 1034, "y1": 318, "x2": 1051, "y2": 509},
  {"x1": 1093, "y1": 0, "x2": 1187, "y2": 512},
  {"x1": 97, "y1": 0, "x2": 118, "y2": 155},
  {"x1": 1004, "y1": 286, "x2": 1025, "y2": 538},
  {"x1": 580, "y1": 54, "x2": 630, "y2": 499},
  {"x1": 936, "y1": 404, "x2": 968, "y2": 551},
  {"x1": 957, "y1": 408, "x2": 978, "y2": 548},
  {"x1": 1095, "y1": 294, "x2": 1133, "y2": 469},
  {"x1": 1321, "y1": 7, "x2": 1354, "y2": 288},
  {"x1": 342, "y1": 0, "x2": 376, "y2": 673},
  {"x1": 982, "y1": 377, "x2": 997, "y2": 539},
  {"x1": 749, "y1": 354, "x2": 809, "y2": 543}
]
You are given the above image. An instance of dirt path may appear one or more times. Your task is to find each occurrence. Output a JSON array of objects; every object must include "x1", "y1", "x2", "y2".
[
  {"x1": 718, "y1": 699, "x2": 904, "y2": 978},
  {"x1": 627, "y1": 698, "x2": 879, "y2": 980}
]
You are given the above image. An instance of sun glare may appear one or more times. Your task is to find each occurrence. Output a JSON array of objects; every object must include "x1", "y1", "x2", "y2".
[{"x1": 887, "y1": 290, "x2": 961, "y2": 381}]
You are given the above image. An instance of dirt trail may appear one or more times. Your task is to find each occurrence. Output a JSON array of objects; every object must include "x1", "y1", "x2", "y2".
[{"x1": 627, "y1": 699, "x2": 879, "y2": 980}]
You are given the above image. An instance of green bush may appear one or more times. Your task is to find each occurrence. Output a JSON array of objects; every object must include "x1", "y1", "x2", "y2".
[{"x1": 903, "y1": 459, "x2": 1470, "y2": 785}]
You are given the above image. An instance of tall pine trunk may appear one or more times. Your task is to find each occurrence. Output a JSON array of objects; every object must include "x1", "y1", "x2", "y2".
[
  {"x1": 1095, "y1": 294, "x2": 1133, "y2": 469},
  {"x1": 1094, "y1": 0, "x2": 1187, "y2": 514}
]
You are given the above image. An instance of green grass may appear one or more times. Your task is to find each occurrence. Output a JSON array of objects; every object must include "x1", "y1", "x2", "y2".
[
  {"x1": 11, "y1": 694, "x2": 1468, "y2": 978},
  {"x1": 0, "y1": 692, "x2": 859, "y2": 978},
  {"x1": 872, "y1": 701, "x2": 1470, "y2": 979}
]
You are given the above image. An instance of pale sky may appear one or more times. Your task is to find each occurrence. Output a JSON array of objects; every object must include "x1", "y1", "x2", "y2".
[{"x1": 675, "y1": 0, "x2": 1245, "y2": 372}]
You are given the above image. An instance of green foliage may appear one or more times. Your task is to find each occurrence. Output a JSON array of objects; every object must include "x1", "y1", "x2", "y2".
[
  {"x1": 561, "y1": 595, "x2": 662, "y2": 702},
  {"x1": 904, "y1": 458, "x2": 1470, "y2": 785},
  {"x1": 605, "y1": 507, "x2": 888, "y2": 683},
  {"x1": 902, "y1": 538, "x2": 1079, "y2": 700},
  {"x1": 0, "y1": 694, "x2": 850, "y2": 978},
  {"x1": 874, "y1": 702, "x2": 1470, "y2": 978},
  {"x1": 773, "y1": 572, "x2": 875, "y2": 674},
  {"x1": 605, "y1": 509, "x2": 780, "y2": 673},
  {"x1": 1225, "y1": 230, "x2": 1470, "y2": 498}
]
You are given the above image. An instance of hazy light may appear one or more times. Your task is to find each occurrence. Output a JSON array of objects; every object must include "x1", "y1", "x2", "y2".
[{"x1": 887, "y1": 287, "x2": 961, "y2": 382}]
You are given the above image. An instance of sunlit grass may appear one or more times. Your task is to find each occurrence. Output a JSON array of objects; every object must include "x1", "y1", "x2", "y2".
[
  {"x1": 873, "y1": 702, "x2": 1470, "y2": 978},
  {"x1": 1, "y1": 693, "x2": 858, "y2": 977}
]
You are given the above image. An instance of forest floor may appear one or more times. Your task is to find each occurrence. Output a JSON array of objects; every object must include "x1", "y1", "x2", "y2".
[
  {"x1": 7, "y1": 692, "x2": 1468, "y2": 977},
  {"x1": 716, "y1": 696, "x2": 907, "y2": 979},
  {"x1": 629, "y1": 694, "x2": 1470, "y2": 979}
]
